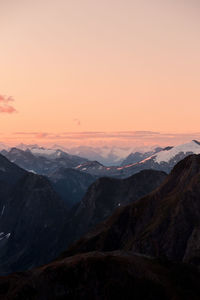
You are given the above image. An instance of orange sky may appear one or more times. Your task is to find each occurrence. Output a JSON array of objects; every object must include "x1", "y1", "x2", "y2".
[{"x1": 0, "y1": 0, "x2": 200, "y2": 146}]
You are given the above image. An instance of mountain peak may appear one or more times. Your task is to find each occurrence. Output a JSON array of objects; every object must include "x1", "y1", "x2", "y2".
[
  {"x1": 193, "y1": 140, "x2": 200, "y2": 145},
  {"x1": 154, "y1": 141, "x2": 200, "y2": 164},
  {"x1": 169, "y1": 153, "x2": 200, "y2": 182}
]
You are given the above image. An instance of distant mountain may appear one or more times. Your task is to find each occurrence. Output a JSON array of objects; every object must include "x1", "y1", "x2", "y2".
[
  {"x1": 48, "y1": 168, "x2": 97, "y2": 208},
  {"x1": 0, "y1": 154, "x2": 69, "y2": 275},
  {"x1": 16, "y1": 144, "x2": 133, "y2": 166},
  {"x1": 66, "y1": 145, "x2": 162, "y2": 166},
  {"x1": 1, "y1": 251, "x2": 200, "y2": 300},
  {"x1": 1, "y1": 148, "x2": 50, "y2": 174},
  {"x1": 63, "y1": 170, "x2": 167, "y2": 248},
  {"x1": 16, "y1": 143, "x2": 40, "y2": 151},
  {"x1": 29, "y1": 146, "x2": 90, "y2": 168},
  {"x1": 75, "y1": 141, "x2": 200, "y2": 178},
  {"x1": 30, "y1": 146, "x2": 87, "y2": 162},
  {"x1": 4, "y1": 143, "x2": 200, "y2": 169},
  {"x1": 64, "y1": 154, "x2": 200, "y2": 268},
  {"x1": 1, "y1": 148, "x2": 96, "y2": 207},
  {"x1": 75, "y1": 160, "x2": 108, "y2": 175},
  {"x1": 66, "y1": 145, "x2": 134, "y2": 165},
  {"x1": 121, "y1": 147, "x2": 164, "y2": 166},
  {"x1": 13, "y1": 143, "x2": 169, "y2": 167},
  {"x1": 30, "y1": 144, "x2": 170, "y2": 166},
  {"x1": 1, "y1": 147, "x2": 88, "y2": 175}
]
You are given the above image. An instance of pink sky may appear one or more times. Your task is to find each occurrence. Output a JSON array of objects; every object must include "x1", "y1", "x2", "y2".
[{"x1": 0, "y1": 0, "x2": 200, "y2": 146}]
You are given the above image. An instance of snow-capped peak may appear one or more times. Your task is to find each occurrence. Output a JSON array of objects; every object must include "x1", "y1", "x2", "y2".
[
  {"x1": 29, "y1": 147, "x2": 61, "y2": 158},
  {"x1": 154, "y1": 141, "x2": 200, "y2": 163}
]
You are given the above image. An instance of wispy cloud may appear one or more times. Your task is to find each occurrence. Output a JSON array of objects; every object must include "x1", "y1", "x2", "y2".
[
  {"x1": 11, "y1": 131, "x2": 200, "y2": 148},
  {"x1": 0, "y1": 95, "x2": 17, "y2": 114}
]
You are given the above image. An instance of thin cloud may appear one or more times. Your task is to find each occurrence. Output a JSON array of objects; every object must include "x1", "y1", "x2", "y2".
[
  {"x1": 10, "y1": 131, "x2": 200, "y2": 148},
  {"x1": 0, "y1": 95, "x2": 17, "y2": 113},
  {"x1": 14, "y1": 132, "x2": 39, "y2": 135},
  {"x1": 35, "y1": 133, "x2": 49, "y2": 139}
]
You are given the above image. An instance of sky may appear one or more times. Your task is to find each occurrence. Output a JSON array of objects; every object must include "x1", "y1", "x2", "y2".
[{"x1": 1, "y1": 0, "x2": 200, "y2": 147}]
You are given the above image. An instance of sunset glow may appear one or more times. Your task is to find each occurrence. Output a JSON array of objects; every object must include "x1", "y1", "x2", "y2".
[{"x1": 1, "y1": 0, "x2": 200, "y2": 146}]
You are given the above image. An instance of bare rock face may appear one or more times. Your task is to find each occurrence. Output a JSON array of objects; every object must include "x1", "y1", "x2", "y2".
[
  {"x1": 0, "y1": 154, "x2": 69, "y2": 275},
  {"x1": 64, "y1": 169, "x2": 167, "y2": 248},
  {"x1": 63, "y1": 155, "x2": 200, "y2": 267},
  {"x1": 48, "y1": 167, "x2": 97, "y2": 208}
]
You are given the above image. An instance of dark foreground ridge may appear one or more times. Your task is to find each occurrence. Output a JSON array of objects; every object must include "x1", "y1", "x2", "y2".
[{"x1": 1, "y1": 251, "x2": 200, "y2": 300}]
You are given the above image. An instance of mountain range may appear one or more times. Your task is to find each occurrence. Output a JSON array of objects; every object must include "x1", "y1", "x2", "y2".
[
  {"x1": 2, "y1": 141, "x2": 200, "y2": 179},
  {"x1": 64, "y1": 154, "x2": 200, "y2": 267},
  {"x1": 1, "y1": 140, "x2": 200, "y2": 208},
  {"x1": 2, "y1": 143, "x2": 164, "y2": 165},
  {"x1": 66, "y1": 145, "x2": 153, "y2": 165},
  {"x1": 120, "y1": 146, "x2": 164, "y2": 165},
  {"x1": 75, "y1": 140, "x2": 200, "y2": 177},
  {"x1": 0, "y1": 153, "x2": 165, "y2": 275},
  {"x1": 1, "y1": 154, "x2": 200, "y2": 298},
  {"x1": 1, "y1": 147, "x2": 88, "y2": 175},
  {"x1": 1, "y1": 147, "x2": 94, "y2": 207}
]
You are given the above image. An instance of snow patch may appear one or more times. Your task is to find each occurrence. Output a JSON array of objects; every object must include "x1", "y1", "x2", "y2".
[
  {"x1": 0, "y1": 232, "x2": 11, "y2": 241},
  {"x1": 31, "y1": 148, "x2": 57, "y2": 157},
  {"x1": 28, "y1": 169, "x2": 37, "y2": 174}
]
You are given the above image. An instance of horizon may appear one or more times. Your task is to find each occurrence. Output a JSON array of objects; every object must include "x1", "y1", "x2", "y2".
[{"x1": 1, "y1": 131, "x2": 200, "y2": 150}]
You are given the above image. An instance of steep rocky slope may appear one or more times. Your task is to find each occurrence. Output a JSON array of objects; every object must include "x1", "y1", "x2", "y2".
[
  {"x1": 64, "y1": 170, "x2": 167, "y2": 247},
  {"x1": 48, "y1": 168, "x2": 96, "y2": 207},
  {"x1": 64, "y1": 154, "x2": 200, "y2": 267},
  {"x1": 0, "y1": 154, "x2": 68, "y2": 275}
]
